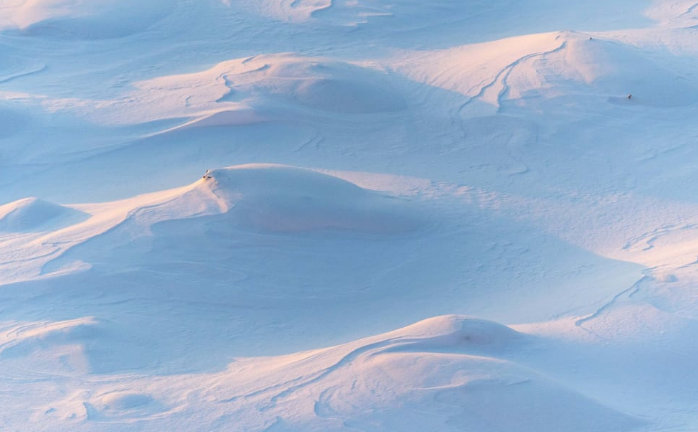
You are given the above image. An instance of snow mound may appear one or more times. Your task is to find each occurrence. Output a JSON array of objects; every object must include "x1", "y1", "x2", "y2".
[
  {"x1": 0, "y1": 0, "x2": 171, "y2": 38},
  {"x1": 106, "y1": 54, "x2": 405, "y2": 126},
  {"x1": 201, "y1": 164, "x2": 420, "y2": 233},
  {"x1": 298, "y1": 316, "x2": 642, "y2": 432},
  {"x1": 232, "y1": 55, "x2": 405, "y2": 114},
  {"x1": 505, "y1": 32, "x2": 698, "y2": 107},
  {"x1": 182, "y1": 315, "x2": 644, "y2": 432},
  {"x1": 391, "y1": 31, "x2": 698, "y2": 111},
  {"x1": 0, "y1": 197, "x2": 87, "y2": 232}
]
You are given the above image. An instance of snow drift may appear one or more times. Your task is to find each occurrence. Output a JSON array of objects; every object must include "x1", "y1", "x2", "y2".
[
  {"x1": 391, "y1": 31, "x2": 698, "y2": 112},
  {"x1": 97, "y1": 54, "x2": 406, "y2": 127},
  {"x1": 0, "y1": 315, "x2": 645, "y2": 431},
  {"x1": 2, "y1": 0, "x2": 698, "y2": 431},
  {"x1": 201, "y1": 164, "x2": 419, "y2": 233}
]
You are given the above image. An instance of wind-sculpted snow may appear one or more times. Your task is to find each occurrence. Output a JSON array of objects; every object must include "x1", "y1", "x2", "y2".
[
  {"x1": 3, "y1": 0, "x2": 698, "y2": 431},
  {"x1": 0, "y1": 315, "x2": 645, "y2": 431},
  {"x1": 0, "y1": 165, "x2": 645, "y2": 386},
  {"x1": 203, "y1": 164, "x2": 418, "y2": 232},
  {"x1": 390, "y1": 30, "x2": 698, "y2": 113},
  {"x1": 86, "y1": 54, "x2": 406, "y2": 127},
  {"x1": 504, "y1": 32, "x2": 698, "y2": 107}
]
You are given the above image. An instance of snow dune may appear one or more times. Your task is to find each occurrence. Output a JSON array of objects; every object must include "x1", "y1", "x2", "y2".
[
  {"x1": 84, "y1": 54, "x2": 406, "y2": 127},
  {"x1": 0, "y1": 163, "x2": 642, "y2": 382},
  {"x1": 2, "y1": 0, "x2": 698, "y2": 431},
  {"x1": 0, "y1": 315, "x2": 644, "y2": 431},
  {"x1": 202, "y1": 164, "x2": 419, "y2": 232},
  {"x1": 390, "y1": 30, "x2": 698, "y2": 113}
]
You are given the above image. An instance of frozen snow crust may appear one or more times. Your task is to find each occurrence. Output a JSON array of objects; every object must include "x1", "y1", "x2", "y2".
[{"x1": 2, "y1": 0, "x2": 698, "y2": 431}]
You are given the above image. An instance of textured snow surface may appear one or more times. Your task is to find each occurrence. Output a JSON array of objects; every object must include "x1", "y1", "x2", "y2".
[{"x1": 2, "y1": 0, "x2": 698, "y2": 431}]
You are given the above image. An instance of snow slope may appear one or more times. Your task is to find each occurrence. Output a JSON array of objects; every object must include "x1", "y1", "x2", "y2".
[{"x1": 2, "y1": 0, "x2": 698, "y2": 431}]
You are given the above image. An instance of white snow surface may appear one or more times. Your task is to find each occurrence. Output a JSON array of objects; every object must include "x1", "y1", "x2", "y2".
[{"x1": 2, "y1": 0, "x2": 698, "y2": 431}]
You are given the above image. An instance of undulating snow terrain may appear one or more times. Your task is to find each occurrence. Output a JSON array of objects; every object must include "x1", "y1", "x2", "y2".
[{"x1": 2, "y1": 0, "x2": 698, "y2": 430}]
